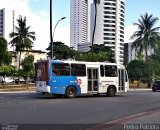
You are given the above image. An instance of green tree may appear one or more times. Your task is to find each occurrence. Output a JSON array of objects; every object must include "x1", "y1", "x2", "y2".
[
  {"x1": 136, "y1": 51, "x2": 144, "y2": 61},
  {"x1": 0, "y1": 65, "x2": 16, "y2": 84},
  {"x1": 150, "y1": 44, "x2": 160, "y2": 79},
  {"x1": 77, "y1": 51, "x2": 109, "y2": 62},
  {"x1": 21, "y1": 54, "x2": 34, "y2": 84},
  {"x1": 76, "y1": 44, "x2": 112, "y2": 62},
  {"x1": 92, "y1": 44, "x2": 114, "y2": 62},
  {"x1": 9, "y1": 16, "x2": 36, "y2": 81},
  {"x1": 46, "y1": 41, "x2": 77, "y2": 59},
  {"x1": 0, "y1": 37, "x2": 12, "y2": 65},
  {"x1": 130, "y1": 13, "x2": 160, "y2": 87},
  {"x1": 91, "y1": 0, "x2": 100, "y2": 60},
  {"x1": 127, "y1": 60, "x2": 148, "y2": 87}
]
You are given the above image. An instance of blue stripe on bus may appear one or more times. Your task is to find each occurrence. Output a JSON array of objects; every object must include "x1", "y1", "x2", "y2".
[{"x1": 48, "y1": 76, "x2": 81, "y2": 95}]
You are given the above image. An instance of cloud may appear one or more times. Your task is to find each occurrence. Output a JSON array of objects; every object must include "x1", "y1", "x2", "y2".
[
  {"x1": 124, "y1": 25, "x2": 138, "y2": 43},
  {"x1": 0, "y1": 0, "x2": 70, "y2": 51}
]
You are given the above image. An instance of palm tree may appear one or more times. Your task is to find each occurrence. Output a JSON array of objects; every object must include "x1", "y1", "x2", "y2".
[
  {"x1": 91, "y1": 0, "x2": 100, "y2": 61},
  {"x1": 130, "y1": 13, "x2": 160, "y2": 61},
  {"x1": 130, "y1": 13, "x2": 160, "y2": 87},
  {"x1": 9, "y1": 16, "x2": 36, "y2": 81}
]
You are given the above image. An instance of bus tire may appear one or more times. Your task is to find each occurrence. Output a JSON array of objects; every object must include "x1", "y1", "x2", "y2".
[
  {"x1": 107, "y1": 86, "x2": 116, "y2": 97},
  {"x1": 152, "y1": 87, "x2": 156, "y2": 92},
  {"x1": 65, "y1": 86, "x2": 77, "y2": 98}
]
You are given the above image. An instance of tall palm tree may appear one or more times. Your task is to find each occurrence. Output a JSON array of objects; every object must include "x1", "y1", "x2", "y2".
[
  {"x1": 130, "y1": 13, "x2": 160, "y2": 87},
  {"x1": 9, "y1": 16, "x2": 36, "y2": 80},
  {"x1": 91, "y1": 0, "x2": 100, "y2": 61},
  {"x1": 130, "y1": 13, "x2": 160, "y2": 61}
]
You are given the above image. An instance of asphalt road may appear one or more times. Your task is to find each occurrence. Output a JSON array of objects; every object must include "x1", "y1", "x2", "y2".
[{"x1": 0, "y1": 90, "x2": 160, "y2": 130}]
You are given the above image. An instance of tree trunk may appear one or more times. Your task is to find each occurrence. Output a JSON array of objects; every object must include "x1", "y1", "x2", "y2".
[
  {"x1": 18, "y1": 50, "x2": 22, "y2": 84},
  {"x1": 137, "y1": 78, "x2": 141, "y2": 88},
  {"x1": 145, "y1": 49, "x2": 151, "y2": 88}
]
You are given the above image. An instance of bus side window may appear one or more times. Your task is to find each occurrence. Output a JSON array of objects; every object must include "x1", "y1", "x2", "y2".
[
  {"x1": 52, "y1": 65, "x2": 59, "y2": 76},
  {"x1": 105, "y1": 65, "x2": 117, "y2": 77},
  {"x1": 71, "y1": 64, "x2": 86, "y2": 76},
  {"x1": 100, "y1": 65, "x2": 104, "y2": 77},
  {"x1": 52, "y1": 63, "x2": 70, "y2": 76}
]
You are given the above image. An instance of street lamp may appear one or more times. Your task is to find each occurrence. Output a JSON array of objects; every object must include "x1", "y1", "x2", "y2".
[{"x1": 51, "y1": 17, "x2": 66, "y2": 59}]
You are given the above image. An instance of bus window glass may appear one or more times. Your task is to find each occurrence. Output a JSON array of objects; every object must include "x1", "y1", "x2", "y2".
[
  {"x1": 105, "y1": 65, "x2": 117, "y2": 77},
  {"x1": 52, "y1": 63, "x2": 70, "y2": 76},
  {"x1": 100, "y1": 65, "x2": 104, "y2": 77},
  {"x1": 71, "y1": 64, "x2": 86, "y2": 76}
]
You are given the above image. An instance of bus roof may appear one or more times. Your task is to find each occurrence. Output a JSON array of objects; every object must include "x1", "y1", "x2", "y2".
[{"x1": 48, "y1": 59, "x2": 123, "y2": 66}]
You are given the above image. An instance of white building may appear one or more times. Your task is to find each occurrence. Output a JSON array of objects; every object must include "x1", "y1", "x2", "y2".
[
  {"x1": 11, "y1": 50, "x2": 46, "y2": 69},
  {"x1": 91, "y1": 0, "x2": 125, "y2": 64},
  {"x1": 70, "y1": 0, "x2": 89, "y2": 50},
  {"x1": 77, "y1": 42, "x2": 91, "y2": 52}
]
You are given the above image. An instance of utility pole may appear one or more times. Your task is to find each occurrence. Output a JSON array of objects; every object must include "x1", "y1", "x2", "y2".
[{"x1": 50, "y1": 0, "x2": 53, "y2": 59}]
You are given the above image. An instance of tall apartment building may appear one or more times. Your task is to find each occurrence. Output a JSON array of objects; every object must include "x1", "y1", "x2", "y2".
[
  {"x1": 0, "y1": 8, "x2": 20, "y2": 48},
  {"x1": 91, "y1": 0, "x2": 125, "y2": 64},
  {"x1": 70, "y1": 0, "x2": 89, "y2": 50},
  {"x1": 0, "y1": 9, "x2": 5, "y2": 37}
]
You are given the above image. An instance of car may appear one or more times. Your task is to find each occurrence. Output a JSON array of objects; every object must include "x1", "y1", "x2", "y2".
[
  {"x1": 152, "y1": 80, "x2": 160, "y2": 91},
  {"x1": 1, "y1": 77, "x2": 15, "y2": 83},
  {"x1": 15, "y1": 79, "x2": 26, "y2": 84}
]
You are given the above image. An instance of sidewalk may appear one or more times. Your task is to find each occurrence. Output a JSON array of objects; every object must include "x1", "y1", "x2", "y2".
[
  {"x1": 89, "y1": 109, "x2": 160, "y2": 130},
  {"x1": 0, "y1": 84, "x2": 35, "y2": 92},
  {"x1": 129, "y1": 88, "x2": 152, "y2": 91}
]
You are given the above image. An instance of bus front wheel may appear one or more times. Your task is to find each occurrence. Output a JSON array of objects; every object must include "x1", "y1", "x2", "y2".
[
  {"x1": 65, "y1": 86, "x2": 77, "y2": 98},
  {"x1": 107, "y1": 86, "x2": 116, "y2": 97}
]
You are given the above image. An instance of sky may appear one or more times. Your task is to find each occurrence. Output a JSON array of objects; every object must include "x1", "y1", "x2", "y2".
[{"x1": 0, "y1": 0, "x2": 160, "y2": 51}]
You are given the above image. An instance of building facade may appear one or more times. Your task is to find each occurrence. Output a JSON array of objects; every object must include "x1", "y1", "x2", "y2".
[
  {"x1": 91, "y1": 0, "x2": 125, "y2": 64},
  {"x1": 77, "y1": 42, "x2": 91, "y2": 52},
  {"x1": 0, "y1": 9, "x2": 5, "y2": 37},
  {"x1": 70, "y1": 0, "x2": 89, "y2": 50},
  {"x1": 0, "y1": 8, "x2": 22, "y2": 51},
  {"x1": 11, "y1": 50, "x2": 46, "y2": 69}
]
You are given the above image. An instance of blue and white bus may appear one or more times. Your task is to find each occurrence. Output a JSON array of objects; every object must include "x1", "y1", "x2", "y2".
[{"x1": 35, "y1": 60, "x2": 129, "y2": 98}]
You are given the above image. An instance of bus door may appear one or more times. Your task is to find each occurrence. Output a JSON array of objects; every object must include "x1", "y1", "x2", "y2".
[
  {"x1": 87, "y1": 68, "x2": 99, "y2": 93},
  {"x1": 118, "y1": 69, "x2": 129, "y2": 92}
]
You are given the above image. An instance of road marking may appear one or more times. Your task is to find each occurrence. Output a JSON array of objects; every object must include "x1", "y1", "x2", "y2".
[{"x1": 87, "y1": 108, "x2": 160, "y2": 130}]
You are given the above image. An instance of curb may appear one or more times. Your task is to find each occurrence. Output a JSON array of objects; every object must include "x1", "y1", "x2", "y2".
[{"x1": 129, "y1": 88, "x2": 152, "y2": 91}]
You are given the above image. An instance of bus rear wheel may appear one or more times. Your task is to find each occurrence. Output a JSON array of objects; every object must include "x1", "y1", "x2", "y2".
[
  {"x1": 107, "y1": 86, "x2": 116, "y2": 97},
  {"x1": 65, "y1": 86, "x2": 77, "y2": 98}
]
